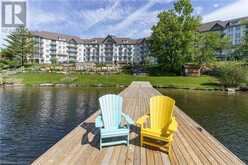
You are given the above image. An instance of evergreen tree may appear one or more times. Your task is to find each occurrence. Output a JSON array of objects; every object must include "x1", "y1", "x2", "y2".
[{"x1": 4, "y1": 26, "x2": 34, "y2": 67}]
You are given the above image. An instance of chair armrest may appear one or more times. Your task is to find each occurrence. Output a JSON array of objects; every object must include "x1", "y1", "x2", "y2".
[
  {"x1": 122, "y1": 113, "x2": 134, "y2": 125},
  {"x1": 167, "y1": 117, "x2": 177, "y2": 133},
  {"x1": 95, "y1": 115, "x2": 103, "y2": 128},
  {"x1": 136, "y1": 114, "x2": 149, "y2": 128}
]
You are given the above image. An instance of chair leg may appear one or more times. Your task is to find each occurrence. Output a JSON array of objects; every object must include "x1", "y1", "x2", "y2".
[
  {"x1": 100, "y1": 136, "x2": 102, "y2": 150},
  {"x1": 127, "y1": 134, "x2": 129, "y2": 146},
  {"x1": 140, "y1": 133, "x2": 143, "y2": 146},
  {"x1": 168, "y1": 139, "x2": 173, "y2": 154}
]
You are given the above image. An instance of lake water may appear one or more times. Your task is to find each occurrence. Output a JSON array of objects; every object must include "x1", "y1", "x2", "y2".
[
  {"x1": 0, "y1": 87, "x2": 121, "y2": 164},
  {"x1": 0, "y1": 87, "x2": 247, "y2": 164},
  {"x1": 159, "y1": 89, "x2": 248, "y2": 164}
]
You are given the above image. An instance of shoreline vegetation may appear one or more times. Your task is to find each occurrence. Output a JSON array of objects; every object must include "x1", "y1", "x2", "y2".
[
  {"x1": 1, "y1": 0, "x2": 247, "y2": 92},
  {"x1": 1, "y1": 72, "x2": 223, "y2": 90}
]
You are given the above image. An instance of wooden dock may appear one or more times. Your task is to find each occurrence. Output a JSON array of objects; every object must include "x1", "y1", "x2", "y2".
[{"x1": 32, "y1": 81, "x2": 245, "y2": 165}]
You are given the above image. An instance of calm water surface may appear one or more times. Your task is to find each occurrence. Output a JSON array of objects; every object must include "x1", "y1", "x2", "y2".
[
  {"x1": 0, "y1": 87, "x2": 121, "y2": 164},
  {"x1": 0, "y1": 87, "x2": 248, "y2": 164},
  {"x1": 159, "y1": 89, "x2": 248, "y2": 164}
]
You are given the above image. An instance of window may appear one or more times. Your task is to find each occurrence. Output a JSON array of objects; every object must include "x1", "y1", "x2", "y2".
[
  {"x1": 90, "y1": 40, "x2": 97, "y2": 43},
  {"x1": 122, "y1": 40, "x2": 128, "y2": 44},
  {"x1": 235, "y1": 26, "x2": 241, "y2": 33}
]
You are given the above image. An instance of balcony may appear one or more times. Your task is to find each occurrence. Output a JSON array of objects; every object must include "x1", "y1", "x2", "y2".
[
  {"x1": 69, "y1": 56, "x2": 77, "y2": 60},
  {"x1": 57, "y1": 54, "x2": 67, "y2": 57},
  {"x1": 67, "y1": 49, "x2": 77, "y2": 53},
  {"x1": 67, "y1": 44, "x2": 77, "y2": 48},
  {"x1": 69, "y1": 53, "x2": 77, "y2": 57},
  {"x1": 50, "y1": 42, "x2": 56, "y2": 46},
  {"x1": 50, "y1": 47, "x2": 56, "y2": 51},
  {"x1": 105, "y1": 45, "x2": 113, "y2": 48}
]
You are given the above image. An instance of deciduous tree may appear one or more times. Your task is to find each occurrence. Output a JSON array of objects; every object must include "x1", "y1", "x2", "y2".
[
  {"x1": 236, "y1": 32, "x2": 248, "y2": 61},
  {"x1": 149, "y1": 0, "x2": 200, "y2": 73},
  {"x1": 193, "y1": 32, "x2": 230, "y2": 64}
]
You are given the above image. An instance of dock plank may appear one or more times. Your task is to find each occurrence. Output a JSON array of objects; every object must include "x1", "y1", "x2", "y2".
[{"x1": 32, "y1": 81, "x2": 244, "y2": 165}]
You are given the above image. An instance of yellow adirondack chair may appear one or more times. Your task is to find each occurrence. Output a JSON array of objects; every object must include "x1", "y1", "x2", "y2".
[{"x1": 136, "y1": 95, "x2": 178, "y2": 153}]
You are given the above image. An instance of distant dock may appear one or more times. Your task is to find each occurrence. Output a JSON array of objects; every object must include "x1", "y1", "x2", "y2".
[{"x1": 32, "y1": 81, "x2": 245, "y2": 165}]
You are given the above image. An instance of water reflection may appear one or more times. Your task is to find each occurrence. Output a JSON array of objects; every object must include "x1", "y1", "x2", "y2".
[
  {"x1": 1, "y1": 87, "x2": 247, "y2": 164},
  {"x1": 0, "y1": 87, "x2": 121, "y2": 164},
  {"x1": 159, "y1": 89, "x2": 248, "y2": 163}
]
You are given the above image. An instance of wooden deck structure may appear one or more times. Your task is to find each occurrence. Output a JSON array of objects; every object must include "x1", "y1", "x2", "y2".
[{"x1": 32, "y1": 81, "x2": 245, "y2": 165}]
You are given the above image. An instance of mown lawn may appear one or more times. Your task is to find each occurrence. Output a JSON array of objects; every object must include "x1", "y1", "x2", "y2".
[{"x1": 13, "y1": 72, "x2": 220, "y2": 89}]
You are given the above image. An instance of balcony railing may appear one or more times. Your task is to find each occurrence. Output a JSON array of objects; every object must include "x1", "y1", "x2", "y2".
[
  {"x1": 50, "y1": 43, "x2": 56, "y2": 46},
  {"x1": 67, "y1": 44, "x2": 77, "y2": 48},
  {"x1": 50, "y1": 47, "x2": 56, "y2": 51},
  {"x1": 67, "y1": 49, "x2": 77, "y2": 53}
]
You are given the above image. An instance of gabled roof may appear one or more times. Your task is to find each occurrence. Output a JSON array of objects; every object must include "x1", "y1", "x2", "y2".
[
  {"x1": 102, "y1": 35, "x2": 116, "y2": 44},
  {"x1": 85, "y1": 35, "x2": 140, "y2": 45},
  {"x1": 31, "y1": 31, "x2": 147, "y2": 45},
  {"x1": 199, "y1": 16, "x2": 248, "y2": 32},
  {"x1": 135, "y1": 37, "x2": 150, "y2": 44},
  {"x1": 198, "y1": 20, "x2": 228, "y2": 32},
  {"x1": 31, "y1": 31, "x2": 82, "y2": 43},
  {"x1": 112, "y1": 36, "x2": 138, "y2": 45}
]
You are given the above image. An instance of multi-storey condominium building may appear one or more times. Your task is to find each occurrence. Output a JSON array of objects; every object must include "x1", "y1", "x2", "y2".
[
  {"x1": 31, "y1": 16, "x2": 247, "y2": 64},
  {"x1": 199, "y1": 16, "x2": 248, "y2": 58},
  {"x1": 32, "y1": 31, "x2": 149, "y2": 64}
]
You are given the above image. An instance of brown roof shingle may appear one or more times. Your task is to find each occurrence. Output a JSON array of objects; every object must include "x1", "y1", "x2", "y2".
[
  {"x1": 31, "y1": 31, "x2": 145, "y2": 45},
  {"x1": 198, "y1": 20, "x2": 228, "y2": 32},
  {"x1": 31, "y1": 31, "x2": 83, "y2": 43}
]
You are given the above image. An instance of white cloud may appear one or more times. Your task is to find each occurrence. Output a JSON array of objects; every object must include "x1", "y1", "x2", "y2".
[
  {"x1": 79, "y1": 0, "x2": 170, "y2": 38},
  {"x1": 109, "y1": 1, "x2": 156, "y2": 33},
  {"x1": 203, "y1": 0, "x2": 248, "y2": 22},
  {"x1": 27, "y1": 8, "x2": 67, "y2": 29},
  {"x1": 194, "y1": 6, "x2": 203, "y2": 15},
  {"x1": 107, "y1": 0, "x2": 173, "y2": 36},
  {"x1": 213, "y1": 3, "x2": 219, "y2": 8},
  {"x1": 79, "y1": 0, "x2": 130, "y2": 30}
]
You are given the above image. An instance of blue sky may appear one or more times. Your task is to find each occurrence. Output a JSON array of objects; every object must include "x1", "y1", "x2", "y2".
[{"x1": 1, "y1": 0, "x2": 248, "y2": 47}]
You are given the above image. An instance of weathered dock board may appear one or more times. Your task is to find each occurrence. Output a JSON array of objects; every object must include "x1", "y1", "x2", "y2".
[{"x1": 32, "y1": 81, "x2": 244, "y2": 165}]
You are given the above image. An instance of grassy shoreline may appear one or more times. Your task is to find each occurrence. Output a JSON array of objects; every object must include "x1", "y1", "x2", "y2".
[{"x1": 2, "y1": 72, "x2": 221, "y2": 90}]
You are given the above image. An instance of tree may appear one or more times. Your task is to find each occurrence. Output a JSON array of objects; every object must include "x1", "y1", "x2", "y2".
[
  {"x1": 235, "y1": 32, "x2": 248, "y2": 61},
  {"x1": 0, "y1": 48, "x2": 12, "y2": 59},
  {"x1": 50, "y1": 56, "x2": 59, "y2": 72},
  {"x1": 4, "y1": 26, "x2": 34, "y2": 67},
  {"x1": 149, "y1": 0, "x2": 200, "y2": 73},
  {"x1": 232, "y1": 20, "x2": 248, "y2": 61},
  {"x1": 216, "y1": 62, "x2": 247, "y2": 87},
  {"x1": 51, "y1": 56, "x2": 58, "y2": 65},
  {"x1": 193, "y1": 32, "x2": 230, "y2": 64}
]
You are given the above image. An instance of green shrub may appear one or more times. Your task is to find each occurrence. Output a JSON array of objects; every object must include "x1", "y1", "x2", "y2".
[
  {"x1": 121, "y1": 65, "x2": 133, "y2": 74},
  {"x1": 96, "y1": 64, "x2": 106, "y2": 67},
  {"x1": 216, "y1": 62, "x2": 248, "y2": 87},
  {"x1": 144, "y1": 64, "x2": 177, "y2": 76},
  {"x1": 24, "y1": 64, "x2": 41, "y2": 72},
  {"x1": 0, "y1": 60, "x2": 19, "y2": 69},
  {"x1": 69, "y1": 59, "x2": 76, "y2": 64}
]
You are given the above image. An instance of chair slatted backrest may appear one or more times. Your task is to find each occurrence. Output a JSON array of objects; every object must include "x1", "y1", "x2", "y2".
[
  {"x1": 99, "y1": 94, "x2": 123, "y2": 129},
  {"x1": 150, "y1": 96, "x2": 175, "y2": 129}
]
